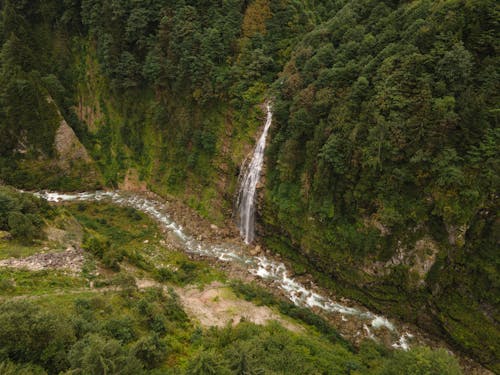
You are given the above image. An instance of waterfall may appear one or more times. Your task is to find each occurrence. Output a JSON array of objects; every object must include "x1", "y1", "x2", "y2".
[
  {"x1": 37, "y1": 189, "x2": 403, "y2": 343},
  {"x1": 237, "y1": 103, "x2": 273, "y2": 244}
]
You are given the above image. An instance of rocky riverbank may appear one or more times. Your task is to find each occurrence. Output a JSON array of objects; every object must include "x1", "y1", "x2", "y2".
[{"x1": 38, "y1": 189, "x2": 491, "y2": 374}]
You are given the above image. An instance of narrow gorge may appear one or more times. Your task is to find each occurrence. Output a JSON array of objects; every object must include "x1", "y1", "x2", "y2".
[{"x1": 0, "y1": 0, "x2": 497, "y2": 374}]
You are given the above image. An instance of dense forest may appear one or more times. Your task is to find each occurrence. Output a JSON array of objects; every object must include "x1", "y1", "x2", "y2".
[
  {"x1": 0, "y1": 0, "x2": 498, "y2": 373},
  {"x1": 263, "y1": 0, "x2": 499, "y2": 370}
]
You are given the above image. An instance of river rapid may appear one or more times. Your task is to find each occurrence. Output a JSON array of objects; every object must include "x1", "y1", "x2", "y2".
[{"x1": 36, "y1": 190, "x2": 415, "y2": 350}]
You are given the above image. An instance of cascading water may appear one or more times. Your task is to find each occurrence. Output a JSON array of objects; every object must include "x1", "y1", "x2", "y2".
[
  {"x1": 28, "y1": 103, "x2": 417, "y2": 351},
  {"x1": 237, "y1": 103, "x2": 273, "y2": 244},
  {"x1": 35, "y1": 190, "x2": 414, "y2": 349}
]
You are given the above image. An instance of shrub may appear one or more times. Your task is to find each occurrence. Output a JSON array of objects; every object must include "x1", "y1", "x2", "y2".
[
  {"x1": 380, "y1": 346, "x2": 462, "y2": 375},
  {"x1": 82, "y1": 235, "x2": 110, "y2": 258},
  {"x1": 102, "y1": 318, "x2": 137, "y2": 343},
  {"x1": 0, "y1": 191, "x2": 16, "y2": 229},
  {"x1": 82, "y1": 234, "x2": 125, "y2": 271},
  {"x1": 102, "y1": 248, "x2": 124, "y2": 271},
  {"x1": 186, "y1": 350, "x2": 231, "y2": 375},
  {"x1": 155, "y1": 267, "x2": 175, "y2": 282},
  {"x1": 132, "y1": 334, "x2": 168, "y2": 369},
  {"x1": 7, "y1": 212, "x2": 36, "y2": 243},
  {"x1": 69, "y1": 334, "x2": 144, "y2": 375},
  {"x1": 125, "y1": 207, "x2": 142, "y2": 221},
  {"x1": 0, "y1": 300, "x2": 75, "y2": 373}
]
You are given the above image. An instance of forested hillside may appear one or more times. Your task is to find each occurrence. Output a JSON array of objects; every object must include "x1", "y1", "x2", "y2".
[
  {"x1": 262, "y1": 0, "x2": 499, "y2": 370},
  {"x1": 0, "y1": 0, "x2": 498, "y2": 372},
  {"x1": 1, "y1": 0, "x2": 320, "y2": 218}
]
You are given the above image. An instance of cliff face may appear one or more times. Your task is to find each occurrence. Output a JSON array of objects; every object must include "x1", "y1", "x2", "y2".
[
  {"x1": 0, "y1": 0, "x2": 498, "y2": 371},
  {"x1": 71, "y1": 47, "x2": 263, "y2": 222}
]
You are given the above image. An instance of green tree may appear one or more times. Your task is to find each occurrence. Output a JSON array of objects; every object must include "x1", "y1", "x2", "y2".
[
  {"x1": 379, "y1": 347, "x2": 462, "y2": 375},
  {"x1": 69, "y1": 334, "x2": 144, "y2": 375},
  {"x1": 227, "y1": 345, "x2": 264, "y2": 375},
  {"x1": 0, "y1": 301, "x2": 75, "y2": 373},
  {"x1": 0, "y1": 361, "x2": 47, "y2": 375},
  {"x1": 186, "y1": 350, "x2": 231, "y2": 375},
  {"x1": 132, "y1": 334, "x2": 167, "y2": 369}
]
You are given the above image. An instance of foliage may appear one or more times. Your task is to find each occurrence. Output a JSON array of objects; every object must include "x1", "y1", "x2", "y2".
[
  {"x1": 195, "y1": 322, "x2": 361, "y2": 375},
  {"x1": 378, "y1": 346, "x2": 462, "y2": 375},
  {"x1": 261, "y1": 0, "x2": 499, "y2": 369},
  {"x1": 83, "y1": 234, "x2": 123, "y2": 271},
  {"x1": 0, "y1": 300, "x2": 75, "y2": 373},
  {"x1": 0, "y1": 187, "x2": 48, "y2": 243},
  {"x1": 0, "y1": 0, "x2": 497, "y2": 371},
  {"x1": 68, "y1": 333, "x2": 144, "y2": 375},
  {"x1": 0, "y1": 191, "x2": 464, "y2": 375},
  {"x1": 186, "y1": 349, "x2": 231, "y2": 375},
  {"x1": 132, "y1": 334, "x2": 168, "y2": 369},
  {"x1": 230, "y1": 280, "x2": 349, "y2": 347},
  {"x1": 0, "y1": 361, "x2": 47, "y2": 375}
]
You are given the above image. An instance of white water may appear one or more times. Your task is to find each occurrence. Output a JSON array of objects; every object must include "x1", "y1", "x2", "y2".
[
  {"x1": 237, "y1": 103, "x2": 273, "y2": 244},
  {"x1": 36, "y1": 190, "x2": 411, "y2": 348}
]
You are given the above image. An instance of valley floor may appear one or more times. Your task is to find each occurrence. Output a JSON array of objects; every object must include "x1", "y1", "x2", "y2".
[{"x1": 0, "y1": 187, "x2": 490, "y2": 374}]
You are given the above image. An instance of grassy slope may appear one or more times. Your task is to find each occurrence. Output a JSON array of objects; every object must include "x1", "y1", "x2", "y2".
[{"x1": 0, "y1": 196, "x2": 462, "y2": 374}]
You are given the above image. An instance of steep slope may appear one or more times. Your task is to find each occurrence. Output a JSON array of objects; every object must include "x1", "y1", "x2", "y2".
[
  {"x1": 0, "y1": 0, "x2": 319, "y2": 218},
  {"x1": 262, "y1": 0, "x2": 499, "y2": 370},
  {"x1": 0, "y1": 0, "x2": 498, "y2": 371}
]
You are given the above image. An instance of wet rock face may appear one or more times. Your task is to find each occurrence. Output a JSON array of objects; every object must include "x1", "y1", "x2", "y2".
[
  {"x1": 445, "y1": 223, "x2": 469, "y2": 247},
  {"x1": 236, "y1": 104, "x2": 273, "y2": 245},
  {"x1": 250, "y1": 245, "x2": 262, "y2": 256},
  {"x1": 363, "y1": 236, "x2": 440, "y2": 286},
  {"x1": 410, "y1": 238, "x2": 439, "y2": 280}
]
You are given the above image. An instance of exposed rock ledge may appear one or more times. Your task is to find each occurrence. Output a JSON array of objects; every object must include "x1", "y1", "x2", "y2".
[{"x1": 55, "y1": 119, "x2": 91, "y2": 168}]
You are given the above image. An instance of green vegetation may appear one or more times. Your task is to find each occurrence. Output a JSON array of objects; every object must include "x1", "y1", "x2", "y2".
[
  {"x1": 0, "y1": 0, "x2": 316, "y2": 217},
  {"x1": 0, "y1": 187, "x2": 50, "y2": 243},
  {"x1": 0, "y1": 293, "x2": 463, "y2": 375},
  {"x1": 0, "y1": 269, "x2": 86, "y2": 296},
  {"x1": 0, "y1": 193, "x2": 463, "y2": 374},
  {"x1": 230, "y1": 280, "x2": 349, "y2": 347},
  {"x1": 0, "y1": 0, "x2": 497, "y2": 371},
  {"x1": 0, "y1": 241, "x2": 46, "y2": 260},
  {"x1": 66, "y1": 202, "x2": 224, "y2": 286},
  {"x1": 261, "y1": 0, "x2": 499, "y2": 369}
]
